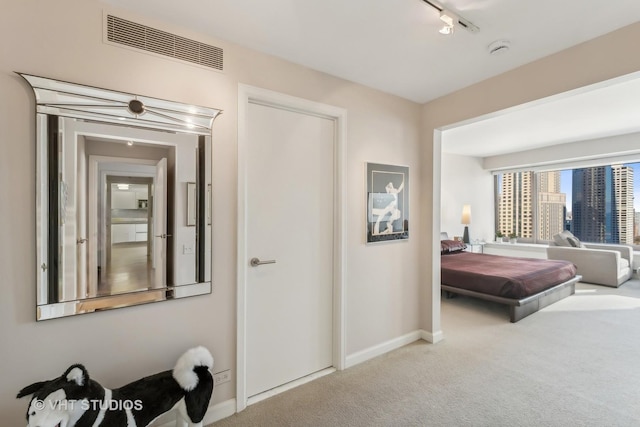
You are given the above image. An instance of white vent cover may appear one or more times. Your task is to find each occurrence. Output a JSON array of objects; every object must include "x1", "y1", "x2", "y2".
[{"x1": 106, "y1": 15, "x2": 223, "y2": 71}]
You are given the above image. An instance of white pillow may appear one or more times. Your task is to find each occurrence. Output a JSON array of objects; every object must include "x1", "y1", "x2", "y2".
[{"x1": 553, "y1": 230, "x2": 577, "y2": 247}]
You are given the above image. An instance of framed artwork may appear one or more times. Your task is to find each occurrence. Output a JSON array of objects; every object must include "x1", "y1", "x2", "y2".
[{"x1": 366, "y1": 162, "x2": 409, "y2": 243}]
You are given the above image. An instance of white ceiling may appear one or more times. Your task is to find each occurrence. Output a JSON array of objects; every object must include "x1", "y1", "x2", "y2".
[
  {"x1": 441, "y1": 72, "x2": 640, "y2": 157},
  {"x1": 102, "y1": 0, "x2": 640, "y2": 156},
  {"x1": 103, "y1": 0, "x2": 640, "y2": 103}
]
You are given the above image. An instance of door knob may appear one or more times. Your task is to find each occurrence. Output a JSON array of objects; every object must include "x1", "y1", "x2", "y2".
[{"x1": 250, "y1": 257, "x2": 276, "y2": 267}]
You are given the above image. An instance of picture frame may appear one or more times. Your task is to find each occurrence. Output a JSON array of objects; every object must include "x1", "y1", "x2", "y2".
[{"x1": 366, "y1": 162, "x2": 409, "y2": 243}]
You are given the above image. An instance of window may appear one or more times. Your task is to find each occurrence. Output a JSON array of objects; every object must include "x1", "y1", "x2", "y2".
[{"x1": 495, "y1": 163, "x2": 639, "y2": 244}]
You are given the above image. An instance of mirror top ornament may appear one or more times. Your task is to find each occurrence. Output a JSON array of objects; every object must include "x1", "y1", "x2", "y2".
[
  {"x1": 19, "y1": 73, "x2": 222, "y2": 320},
  {"x1": 20, "y1": 73, "x2": 221, "y2": 134}
]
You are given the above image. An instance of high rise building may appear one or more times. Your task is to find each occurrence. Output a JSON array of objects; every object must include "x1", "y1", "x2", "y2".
[
  {"x1": 498, "y1": 171, "x2": 566, "y2": 241},
  {"x1": 537, "y1": 171, "x2": 566, "y2": 240},
  {"x1": 612, "y1": 165, "x2": 634, "y2": 244},
  {"x1": 572, "y1": 166, "x2": 613, "y2": 243},
  {"x1": 572, "y1": 165, "x2": 634, "y2": 244},
  {"x1": 498, "y1": 172, "x2": 534, "y2": 238}
]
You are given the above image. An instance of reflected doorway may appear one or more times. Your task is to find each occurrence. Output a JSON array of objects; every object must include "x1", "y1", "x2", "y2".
[
  {"x1": 103, "y1": 177, "x2": 153, "y2": 296},
  {"x1": 86, "y1": 151, "x2": 171, "y2": 301}
]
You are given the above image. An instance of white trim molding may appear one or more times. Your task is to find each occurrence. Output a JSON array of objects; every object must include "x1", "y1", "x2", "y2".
[
  {"x1": 156, "y1": 398, "x2": 236, "y2": 427},
  {"x1": 236, "y1": 84, "x2": 348, "y2": 413},
  {"x1": 247, "y1": 368, "x2": 336, "y2": 406},
  {"x1": 345, "y1": 330, "x2": 432, "y2": 369},
  {"x1": 421, "y1": 329, "x2": 444, "y2": 344}
]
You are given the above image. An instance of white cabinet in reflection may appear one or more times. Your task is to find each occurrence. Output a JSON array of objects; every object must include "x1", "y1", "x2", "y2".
[
  {"x1": 135, "y1": 223, "x2": 148, "y2": 242},
  {"x1": 111, "y1": 191, "x2": 137, "y2": 209},
  {"x1": 111, "y1": 223, "x2": 148, "y2": 243},
  {"x1": 111, "y1": 224, "x2": 136, "y2": 243}
]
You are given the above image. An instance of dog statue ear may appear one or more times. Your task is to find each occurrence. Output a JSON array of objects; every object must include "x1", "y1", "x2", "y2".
[
  {"x1": 64, "y1": 364, "x2": 89, "y2": 386},
  {"x1": 17, "y1": 381, "x2": 49, "y2": 398}
]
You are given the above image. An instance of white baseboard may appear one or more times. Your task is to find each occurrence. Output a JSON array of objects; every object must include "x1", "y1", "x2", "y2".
[
  {"x1": 421, "y1": 329, "x2": 444, "y2": 344},
  {"x1": 155, "y1": 398, "x2": 236, "y2": 427},
  {"x1": 345, "y1": 330, "x2": 424, "y2": 368},
  {"x1": 247, "y1": 367, "x2": 336, "y2": 406},
  {"x1": 203, "y1": 398, "x2": 236, "y2": 425},
  {"x1": 157, "y1": 330, "x2": 444, "y2": 426}
]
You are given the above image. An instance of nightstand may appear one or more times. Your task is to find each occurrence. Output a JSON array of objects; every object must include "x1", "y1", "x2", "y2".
[{"x1": 465, "y1": 242, "x2": 485, "y2": 254}]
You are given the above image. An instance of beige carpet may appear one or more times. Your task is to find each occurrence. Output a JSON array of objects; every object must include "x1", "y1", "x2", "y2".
[{"x1": 213, "y1": 279, "x2": 640, "y2": 426}]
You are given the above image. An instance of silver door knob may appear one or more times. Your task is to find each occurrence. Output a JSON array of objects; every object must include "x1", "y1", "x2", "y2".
[
  {"x1": 250, "y1": 257, "x2": 276, "y2": 267},
  {"x1": 76, "y1": 238, "x2": 88, "y2": 244},
  {"x1": 155, "y1": 234, "x2": 172, "y2": 239}
]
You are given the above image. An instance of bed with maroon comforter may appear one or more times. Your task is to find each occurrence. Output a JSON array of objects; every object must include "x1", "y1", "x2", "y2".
[{"x1": 441, "y1": 250, "x2": 580, "y2": 322}]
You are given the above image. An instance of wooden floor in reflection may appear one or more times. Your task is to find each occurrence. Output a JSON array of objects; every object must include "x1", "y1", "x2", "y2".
[{"x1": 99, "y1": 242, "x2": 152, "y2": 296}]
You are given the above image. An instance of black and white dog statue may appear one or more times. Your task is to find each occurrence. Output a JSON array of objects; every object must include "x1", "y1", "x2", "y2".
[{"x1": 17, "y1": 346, "x2": 214, "y2": 427}]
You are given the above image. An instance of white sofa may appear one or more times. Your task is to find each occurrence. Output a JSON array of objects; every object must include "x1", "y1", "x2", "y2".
[{"x1": 546, "y1": 232, "x2": 633, "y2": 287}]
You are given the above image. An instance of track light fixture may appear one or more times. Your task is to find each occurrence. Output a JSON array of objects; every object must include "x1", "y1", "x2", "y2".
[
  {"x1": 439, "y1": 10, "x2": 457, "y2": 34},
  {"x1": 421, "y1": 0, "x2": 479, "y2": 35}
]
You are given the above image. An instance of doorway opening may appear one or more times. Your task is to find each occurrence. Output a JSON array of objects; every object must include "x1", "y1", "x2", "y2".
[{"x1": 103, "y1": 176, "x2": 154, "y2": 296}]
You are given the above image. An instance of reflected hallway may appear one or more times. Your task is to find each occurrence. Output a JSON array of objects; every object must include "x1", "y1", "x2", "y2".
[{"x1": 99, "y1": 242, "x2": 152, "y2": 296}]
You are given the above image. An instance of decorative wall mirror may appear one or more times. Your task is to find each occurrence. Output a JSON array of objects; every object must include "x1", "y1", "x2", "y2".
[{"x1": 20, "y1": 73, "x2": 222, "y2": 320}]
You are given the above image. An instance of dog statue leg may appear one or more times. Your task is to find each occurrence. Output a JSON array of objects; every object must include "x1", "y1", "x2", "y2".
[
  {"x1": 175, "y1": 401, "x2": 204, "y2": 427},
  {"x1": 175, "y1": 405, "x2": 187, "y2": 427}
]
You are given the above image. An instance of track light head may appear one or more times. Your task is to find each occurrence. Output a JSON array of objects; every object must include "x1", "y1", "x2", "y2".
[
  {"x1": 421, "y1": 0, "x2": 479, "y2": 34},
  {"x1": 439, "y1": 10, "x2": 457, "y2": 27},
  {"x1": 439, "y1": 25, "x2": 454, "y2": 35}
]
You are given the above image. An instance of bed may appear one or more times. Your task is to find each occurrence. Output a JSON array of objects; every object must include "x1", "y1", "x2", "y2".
[{"x1": 440, "y1": 237, "x2": 580, "y2": 322}]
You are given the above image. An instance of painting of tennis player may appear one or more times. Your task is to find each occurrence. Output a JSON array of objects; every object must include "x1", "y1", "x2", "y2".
[{"x1": 366, "y1": 163, "x2": 409, "y2": 243}]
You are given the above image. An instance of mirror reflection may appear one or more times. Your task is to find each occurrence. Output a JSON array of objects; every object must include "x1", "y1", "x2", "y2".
[
  {"x1": 20, "y1": 73, "x2": 221, "y2": 320},
  {"x1": 107, "y1": 178, "x2": 154, "y2": 296}
]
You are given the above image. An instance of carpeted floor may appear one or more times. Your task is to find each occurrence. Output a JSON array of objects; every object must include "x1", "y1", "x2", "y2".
[{"x1": 212, "y1": 279, "x2": 640, "y2": 426}]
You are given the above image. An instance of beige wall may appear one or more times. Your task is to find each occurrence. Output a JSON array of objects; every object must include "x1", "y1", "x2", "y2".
[
  {"x1": 440, "y1": 153, "x2": 494, "y2": 243},
  {"x1": 3, "y1": 0, "x2": 640, "y2": 422},
  {"x1": 421, "y1": 22, "x2": 640, "y2": 334},
  {"x1": 0, "y1": 0, "x2": 422, "y2": 422}
]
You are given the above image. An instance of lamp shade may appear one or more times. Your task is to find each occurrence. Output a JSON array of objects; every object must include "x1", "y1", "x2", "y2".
[{"x1": 461, "y1": 205, "x2": 471, "y2": 225}]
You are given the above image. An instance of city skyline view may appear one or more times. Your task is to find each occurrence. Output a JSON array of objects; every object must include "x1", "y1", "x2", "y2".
[
  {"x1": 560, "y1": 163, "x2": 640, "y2": 211},
  {"x1": 497, "y1": 164, "x2": 639, "y2": 244}
]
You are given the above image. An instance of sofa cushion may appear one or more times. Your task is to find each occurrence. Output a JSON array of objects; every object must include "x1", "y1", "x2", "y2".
[
  {"x1": 567, "y1": 235, "x2": 582, "y2": 248},
  {"x1": 620, "y1": 257, "x2": 630, "y2": 269},
  {"x1": 553, "y1": 230, "x2": 578, "y2": 247}
]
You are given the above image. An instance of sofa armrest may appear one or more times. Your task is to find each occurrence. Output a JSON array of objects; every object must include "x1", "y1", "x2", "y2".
[
  {"x1": 581, "y1": 243, "x2": 633, "y2": 262},
  {"x1": 546, "y1": 246, "x2": 621, "y2": 286}
]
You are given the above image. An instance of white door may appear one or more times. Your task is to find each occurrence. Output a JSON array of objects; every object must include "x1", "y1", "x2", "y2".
[
  {"x1": 61, "y1": 118, "x2": 81, "y2": 301},
  {"x1": 153, "y1": 158, "x2": 167, "y2": 288},
  {"x1": 245, "y1": 101, "x2": 335, "y2": 398}
]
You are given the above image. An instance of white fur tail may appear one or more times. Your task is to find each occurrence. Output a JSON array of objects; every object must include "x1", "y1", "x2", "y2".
[{"x1": 172, "y1": 346, "x2": 214, "y2": 391}]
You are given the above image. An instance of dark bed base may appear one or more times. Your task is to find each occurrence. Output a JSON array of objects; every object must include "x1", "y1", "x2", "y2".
[{"x1": 441, "y1": 275, "x2": 581, "y2": 322}]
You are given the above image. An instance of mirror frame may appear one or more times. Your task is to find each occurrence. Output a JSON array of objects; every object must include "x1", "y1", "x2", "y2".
[{"x1": 19, "y1": 73, "x2": 222, "y2": 320}]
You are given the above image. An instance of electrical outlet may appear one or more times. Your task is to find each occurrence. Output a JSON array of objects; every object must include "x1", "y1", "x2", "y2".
[{"x1": 213, "y1": 369, "x2": 231, "y2": 385}]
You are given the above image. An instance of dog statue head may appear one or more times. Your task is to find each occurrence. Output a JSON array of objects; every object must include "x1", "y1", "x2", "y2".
[{"x1": 17, "y1": 364, "x2": 90, "y2": 427}]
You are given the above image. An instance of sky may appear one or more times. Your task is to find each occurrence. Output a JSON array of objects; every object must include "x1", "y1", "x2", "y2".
[{"x1": 560, "y1": 163, "x2": 640, "y2": 212}]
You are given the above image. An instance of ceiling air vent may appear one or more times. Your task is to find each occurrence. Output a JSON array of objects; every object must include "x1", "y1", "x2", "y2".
[{"x1": 106, "y1": 15, "x2": 223, "y2": 71}]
